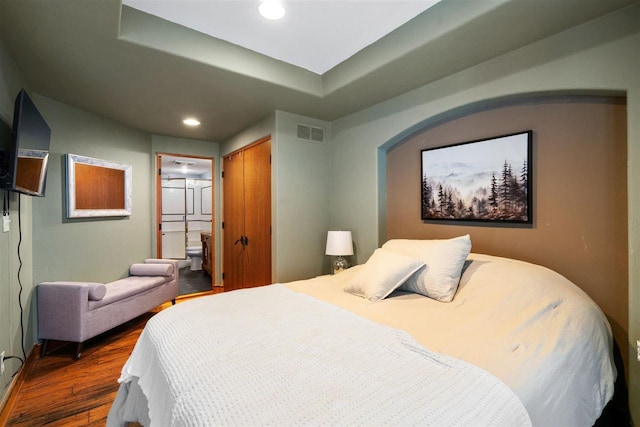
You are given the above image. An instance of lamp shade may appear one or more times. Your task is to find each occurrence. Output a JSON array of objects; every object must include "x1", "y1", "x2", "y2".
[{"x1": 325, "y1": 231, "x2": 354, "y2": 256}]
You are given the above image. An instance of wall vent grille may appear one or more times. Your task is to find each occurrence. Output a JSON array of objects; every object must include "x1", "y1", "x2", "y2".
[{"x1": 297, "y1": 123, "x2": 325, "y2": 143}]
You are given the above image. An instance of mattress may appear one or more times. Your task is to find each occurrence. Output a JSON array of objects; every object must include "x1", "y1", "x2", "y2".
[
  {"x1": 286, "y1": 253, "x2": 616, "y2": 426},
  {"x1": 108, "y1": 253, "x2": 615, "y2": 426}
]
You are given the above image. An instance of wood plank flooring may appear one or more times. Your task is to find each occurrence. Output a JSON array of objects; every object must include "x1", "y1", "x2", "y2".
[
  {"x1": 6, "y1": 312, "x2": 152, "y2": 426},
  {"x1": 5, "y1": 291, "x2": 221, "y2": 426}
]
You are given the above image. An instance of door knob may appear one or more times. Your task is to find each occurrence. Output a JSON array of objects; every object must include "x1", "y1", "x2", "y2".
[{"x1": 234, "y1": 236, "x2": 249, "y2": 247}]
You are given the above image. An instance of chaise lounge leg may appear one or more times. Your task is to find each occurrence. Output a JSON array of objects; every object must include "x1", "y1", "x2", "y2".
[
  {"x1": 74, "y1": 342, "x2": 83, "y2": 360},
  {"x1": 40, "y1": 340, "x2": 48, "y2": 358}
]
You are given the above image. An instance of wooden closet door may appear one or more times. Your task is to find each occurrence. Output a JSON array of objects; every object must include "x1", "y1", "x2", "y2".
[
  {"x1": 243, "y1": 140, "x2": 272, "y2": 287},
  {"x1": 222, "y1": 151, "x2": 245, "y2": 292}
]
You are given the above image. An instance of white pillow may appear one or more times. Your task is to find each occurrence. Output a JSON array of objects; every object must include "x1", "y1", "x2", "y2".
[
  {"x1": 382, "y1": 235, "x2": 472, "y2": 302},
  {"x1": 343, "y1": 248, "x2": 425, "y2": 301}
]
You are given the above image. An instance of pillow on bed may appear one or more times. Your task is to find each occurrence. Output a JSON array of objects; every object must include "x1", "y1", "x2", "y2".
[
  {"x1": 382, "y1": 235, "x2": 471, "y2": 302},
  {"x1": 343, "y1": 248, "x2": 425, "y2": 301}
]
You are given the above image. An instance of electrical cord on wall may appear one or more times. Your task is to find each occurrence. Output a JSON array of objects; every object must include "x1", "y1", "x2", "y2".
[
  {"x1": 7, "y1": 356, "x2": 24, "y2": 378},
  {"x1": 2, "y1": 190, "x2": 25, "y2": 377},
  {"x1": 16, "y1": 194, "x2": 26, "y2": 365},
  {"x1": 4, "y1": 191, "x2": 26, "y2": 378}
]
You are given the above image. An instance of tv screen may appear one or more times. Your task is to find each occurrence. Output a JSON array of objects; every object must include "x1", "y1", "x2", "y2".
[{"x1": 0, "y1": 89, "x2": 51, "y2": 196}]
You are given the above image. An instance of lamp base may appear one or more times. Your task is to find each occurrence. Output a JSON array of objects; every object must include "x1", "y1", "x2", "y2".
[{"x1": 332, "y1": 256, "x2": 349, "y2": 275}]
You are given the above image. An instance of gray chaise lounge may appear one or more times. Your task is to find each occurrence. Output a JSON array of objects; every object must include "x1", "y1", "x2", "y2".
[{"x1": 37, "y1": 259, "x2": 179, "y2": 359}]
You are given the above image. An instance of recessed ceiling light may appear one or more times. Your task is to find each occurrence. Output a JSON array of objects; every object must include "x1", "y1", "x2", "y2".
[
  {"x1": 258, "y1": 0, "x2": 285, "y2": 20},
  {"x1": 183, "y1": 118, "x2": 200, "y2": 126}
]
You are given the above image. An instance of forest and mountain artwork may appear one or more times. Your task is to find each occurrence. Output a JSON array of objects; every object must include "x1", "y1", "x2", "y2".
[{"x1": 421, "y1": 131, "x2": 532, "y2": 223}]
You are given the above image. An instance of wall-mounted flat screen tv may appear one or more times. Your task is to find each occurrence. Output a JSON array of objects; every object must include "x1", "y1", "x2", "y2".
[{"x1": 0, "y1": 89, "x2": 51, "y2": 197}]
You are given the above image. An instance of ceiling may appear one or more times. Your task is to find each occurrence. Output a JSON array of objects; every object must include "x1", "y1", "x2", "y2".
[
  {"x1": 123, "y1": 0, "x2": 441, "y2": 75},
  {"x1": 161, "y1": 155, "x2": 213, "y2": 177},
  {"x1": 0, "y1": 0, "x2": 636, "y2": 143}
]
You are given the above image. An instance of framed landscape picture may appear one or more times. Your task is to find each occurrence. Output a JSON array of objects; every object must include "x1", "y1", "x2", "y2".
[{"x1": 421, "y1": 131, "x2": 532, "y2": 223}]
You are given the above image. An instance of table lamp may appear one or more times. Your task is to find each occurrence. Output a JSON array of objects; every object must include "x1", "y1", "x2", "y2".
[{"x1": 325, "y1": 231, "x2": 353, "y2": 275}]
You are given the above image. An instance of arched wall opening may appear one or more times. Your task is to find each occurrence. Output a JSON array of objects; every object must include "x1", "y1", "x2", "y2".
[{"x1": 380, "y1": 93, "x2": 628, "y2": 376}]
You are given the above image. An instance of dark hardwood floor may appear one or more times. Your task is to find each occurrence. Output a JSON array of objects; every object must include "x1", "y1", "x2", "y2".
[{"x1": 4, "y1": 290, "x2": 222, "y2": 426}]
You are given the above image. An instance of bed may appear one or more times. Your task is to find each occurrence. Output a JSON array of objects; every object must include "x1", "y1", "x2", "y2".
[{"x1": 107, "y1": 236, "x2": 616, "y2": 426}]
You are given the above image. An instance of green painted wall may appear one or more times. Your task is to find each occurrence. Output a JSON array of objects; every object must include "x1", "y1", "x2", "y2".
[
  {"x1": 0, "y1": 38, "x2": 32, "y2": 406},
  {"x1": 221, "y1": 112, "x2": 332, "y2": 283},
  {"x1": 221, "y1": 114, "x2": 274, "y2": 157},
  {"x1": 1, "y1": 79, "x2": 221, "y2": 415},
  {"x1": 1, "y1": 2, "x2": 638, "y2": 421},
  {"x1": 274, "y1": 111, "x2": 331, "y2": 281},
  {"x1": 31, "y1": 96, "x2": 153, "y2": 288},
  {"x1": 328, "y1": 5, "x2": 640, "y2": 422}
]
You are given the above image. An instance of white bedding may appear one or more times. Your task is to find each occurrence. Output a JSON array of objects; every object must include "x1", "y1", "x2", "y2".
[
  {"x1": 108, "y1": 253, "x2": 615, "y2": 427},
  {"x1": 109, "y1": 284, "x2": 529, "y2": 426}
]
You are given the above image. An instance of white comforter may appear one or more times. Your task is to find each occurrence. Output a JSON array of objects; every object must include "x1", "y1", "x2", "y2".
[
  {"x1": 110, "y1": 284, "x2": 530, "y2": 426},
  {"x1": 285, "y1": 253, "x2": 616, "y2": 426}
]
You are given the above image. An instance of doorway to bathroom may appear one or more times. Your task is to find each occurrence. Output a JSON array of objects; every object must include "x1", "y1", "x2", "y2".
[{"x1": 155, "y1": 153, "x2": 214, "y2": 296}]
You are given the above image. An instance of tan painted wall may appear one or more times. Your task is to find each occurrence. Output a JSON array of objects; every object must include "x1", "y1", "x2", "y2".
[{"x1": 386, "y1": 98, "x2": 628, "y2": 371}]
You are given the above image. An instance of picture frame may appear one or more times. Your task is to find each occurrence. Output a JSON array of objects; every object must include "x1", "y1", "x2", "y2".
[
  {"x1": 421, "y1": 131, "x2": 532, "y2": 223},
  {"x1": 66, "y1": 153, "x2": 132, "y2": 218}
]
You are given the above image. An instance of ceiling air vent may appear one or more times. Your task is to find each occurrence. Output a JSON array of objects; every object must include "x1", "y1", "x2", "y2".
[{"x1": 297, "y1": 123, "x2": 325, "y2": 143}]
